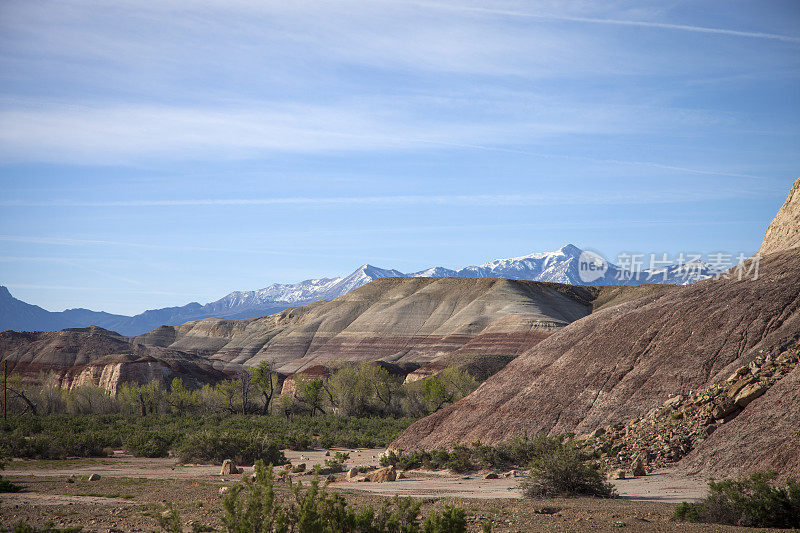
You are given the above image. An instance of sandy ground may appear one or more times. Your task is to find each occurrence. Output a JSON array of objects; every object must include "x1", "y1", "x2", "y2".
[
  {"x1": 0, "y1": 449, "x2": 768, "y2": 532},
  {"x1": 2, "y1": 448, "x2": 708, "y2": 503}
]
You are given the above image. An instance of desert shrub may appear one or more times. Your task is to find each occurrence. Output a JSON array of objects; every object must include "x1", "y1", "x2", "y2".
[
  {"x1": 674, "y1": 472, "x2": 800, "y2": 528},
  {"x1": 382, "y1": 434, "x2": 568, "y2": 474},
  {"x1": 318, "y1": 433, "x2": 335, "y2": 449},
  {"x1": 283, "y1": 431, "x2": 313, "y2": 451},
  {"x1": 324, "y1": 451, "x2": 349, "y2": 473},
  {"x1": 7, "y1": 522, "x2": 82, "y2": 533},
  {"x1": 444, "y1": 445, "x2": 473, "y2": 474},
  {"x1": 423, "y1": 505, "x2": 467, "y2": 533},
  {"x1": 381, "y1": 449, "x2": 424, "y2": 470},
  {"x1": 522, "y1": 440, "x2": 614, "y2": 498},
  {"x1": 124, "y1": 431, "x2": 173, "y2": 458},
  {"x1": 176, "y1": 431, "x2": 286, "y2": 466},
  {"x1": 496, "y1": 433, "x2": 563, "y2": 466},
  {"x1": 155, "y1": 503, "x2": 182, "y2": 533},
  {"x1": 223, "y1": 461, "x2": 471, "y2": 532},
  {"x1": 0, "y1": 432, "x2": 110, "y2": 460},
  {"x1": 0, "y1": 475, "x2": 22, "y2": 493}
]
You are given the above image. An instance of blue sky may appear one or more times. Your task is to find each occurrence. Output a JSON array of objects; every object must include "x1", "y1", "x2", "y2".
[{"x1": 0, "y1": 0, "x2": 798, "y2": 315}]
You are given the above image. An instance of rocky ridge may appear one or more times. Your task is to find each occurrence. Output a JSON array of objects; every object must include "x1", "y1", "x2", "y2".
[
  {"x1": 580, "y1": 341, "x2": 799, "y2": 475},
  {"x1": 759, "y1": 177, "x2": 800, "y2": 256}
]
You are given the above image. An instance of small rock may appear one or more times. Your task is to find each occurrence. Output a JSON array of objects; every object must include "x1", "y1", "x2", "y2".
[
  {"x1": 397, "y1": 472, "x2": 406, "y2": 479},
  {"x1": 326, "y1": 474, "x2": 337, "y2": 483},
  {"x1": 220, "y1": 459, "x2": 242, "y2": 476},
  {"x1": 219, "y1": 486, "x2": 230, "y2": 495},
  {"x1": 484, "y1": 473, "x2": 499, "y2": 479},
  {"x1": 662, "y1": 395, "x2": 684, "y2": 409},
  {"x1": 608, "y1": 469, "x2": 626, "y2": 480},
  {"x1": 346, "y1": 468, "x2": 360, "y2": 481},
  {"x1": 88, "y1": 473, "x2": 101, "y2": 481},
  {"x1": 294, "y1": 463, "x2": 306, "y2": 473},
  {"x1": 324, "y1": 451, "x2": 331, "y2": 456}
]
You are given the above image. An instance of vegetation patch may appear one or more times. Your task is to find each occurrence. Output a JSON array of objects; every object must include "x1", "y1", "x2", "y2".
[
  {"x1": 674, "y1": 472, "x2": 800, "y2": 528},
  {"x1": 521, "y1": 440, "x2": 615, "y2": 498}
]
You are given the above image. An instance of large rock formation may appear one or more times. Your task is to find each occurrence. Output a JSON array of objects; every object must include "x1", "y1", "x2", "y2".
[
  {"x1": 391, "y1": 179, "x2": 800, "y2": 480},
  {"x1": 759, "y1": 176, "x2": 800, "y2": 256},
  {"x1": 0, "y1": 326, "x2": 237, "y2": 392},
  {"x1": 135, "y1": 278, "x2": 658, "y2": 374},
  {"x1": 1, "y1": 279, "x2": 664, "y2": 391}
]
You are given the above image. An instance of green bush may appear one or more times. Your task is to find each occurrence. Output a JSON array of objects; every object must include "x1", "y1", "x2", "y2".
[
  {"x1": 124, "y1": 431, "x2": 173, "y2": 458},
  {"x1": 444, "y1": 445, "x2": 473, "y2": 474},
  {"x1": 521, "y1": 440, "x2": 614, "y2": 498},
  {"x1": 7, "y1": 521, "x2": 82, "y2": 533},
  {"x1": 0, "y1": 475, "x2": 22, "y2": 493},
  {"x1": 0, "y1": 432, "x2": 111, "y2": 460},
  {"x1": 381, "y1": 434, "x2": 569, "y2": 474},
  {"x1": 674, "y1": 472, "x2": 800, "y2": 528},
  {"x1": 423, "y1": 505, "x2": 466, "y2": 533},
  {"x1": 176, "y1": 431, "x2": 286, "y2": 466},
  {"x1": 223, "y1": 461, "x2": 472, "y2": 532},
  {"x1": 324, "y1": 451, "x2": 349, "y2": 473}
]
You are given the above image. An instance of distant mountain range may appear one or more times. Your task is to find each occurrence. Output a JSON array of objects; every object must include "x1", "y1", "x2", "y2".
[{"x1": 1, "y1": 244, "x2": 713, "y2": 335}]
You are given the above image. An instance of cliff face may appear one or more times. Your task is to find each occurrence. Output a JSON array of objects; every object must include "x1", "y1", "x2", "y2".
[
  {"x1": 759, "y1": 177, "x2": 800, "y2": 256},
  {"x1": 135, "y1": 278, "x2": 622, "y2": 374},
  {"x1": 0, "y1": 327, "x2": 238, "y2": 391},
  {"x1": 391, "y1": 179, "x2": 800, "y2": 479}
]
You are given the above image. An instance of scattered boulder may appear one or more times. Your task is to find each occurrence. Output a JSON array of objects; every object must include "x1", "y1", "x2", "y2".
[
  {"x1": 345, "y1": 468, "x2": 360, "y2": 481},
  {"x1": 711, "y1": 397, "x2": 739, "y2": 420},
  {"x1": 397, "y1": 472, "x2": 407, "y2": 479},
  {"x1": 219, "y1": 486, "x2": 230, "y2": 495},
  {"x1": 220, "y1": 459, "x2": 242, "y2": 476},
  {"x1": 483, "y1": 473, "x2": 499, "y2": 479},
  {"x1": 294, "y1": 463, "x2": 306, "y2": 473},
  {"x1": 365, "y1": 465, "x2": 396, "y2": 482},
  {"x1": 87, "y1": 473, "x2": 101, "y2": 481},
  {"x1": 326, "y1": 474, "x2": 337, "y2": 483},
  {"x1": 663, "y1": 395, "x2": 684, "y2": 409},
  {"x1": 734, "y1": 383, "x2": 767, "y2": 408},
  {"x1": 608, "y1": 469, "x2": 626, "y2": 480},
  {"x1": 631, "y1": 458, "x2": 646, "y2": 477}
]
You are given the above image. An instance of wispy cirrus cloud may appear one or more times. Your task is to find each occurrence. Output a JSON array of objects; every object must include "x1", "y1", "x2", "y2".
[
  {"x1": 0, "y1": 187, "x2": 763, "y2": 209},
  {"x1": 399, "y1": 1, "x2": 800, "y2": 43}
]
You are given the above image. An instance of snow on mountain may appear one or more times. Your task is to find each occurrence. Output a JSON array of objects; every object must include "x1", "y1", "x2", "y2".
[{"x1": 1, "y1": 245, "x2": 714, "y2": 335}]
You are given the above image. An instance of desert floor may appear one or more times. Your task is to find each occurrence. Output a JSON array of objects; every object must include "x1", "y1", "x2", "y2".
[{"x1": 0, "y1": 449, "x2": 777, "y2": 532}]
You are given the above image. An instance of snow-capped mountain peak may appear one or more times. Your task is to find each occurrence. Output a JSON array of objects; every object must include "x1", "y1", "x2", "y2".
[{"x1": 0, "y1": 245, "x2": 716, "y2": 335}]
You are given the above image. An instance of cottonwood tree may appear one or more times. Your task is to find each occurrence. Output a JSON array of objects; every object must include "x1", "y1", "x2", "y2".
[
  {"x1": 420, "y1": 368, "x2": 478, "y2": 413},
  {"x1": 118, "y1": 382, "x2": 162, "y2": 416},
  {"x1": 238, "y1": 372, "x2": 253, "y2": 415},
  {"x1": 250, "y1": 361, "x2": 279, "y2": 415},
  {"x1": 295, "y1": 376, "x2": 325, "y2": 416}
]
